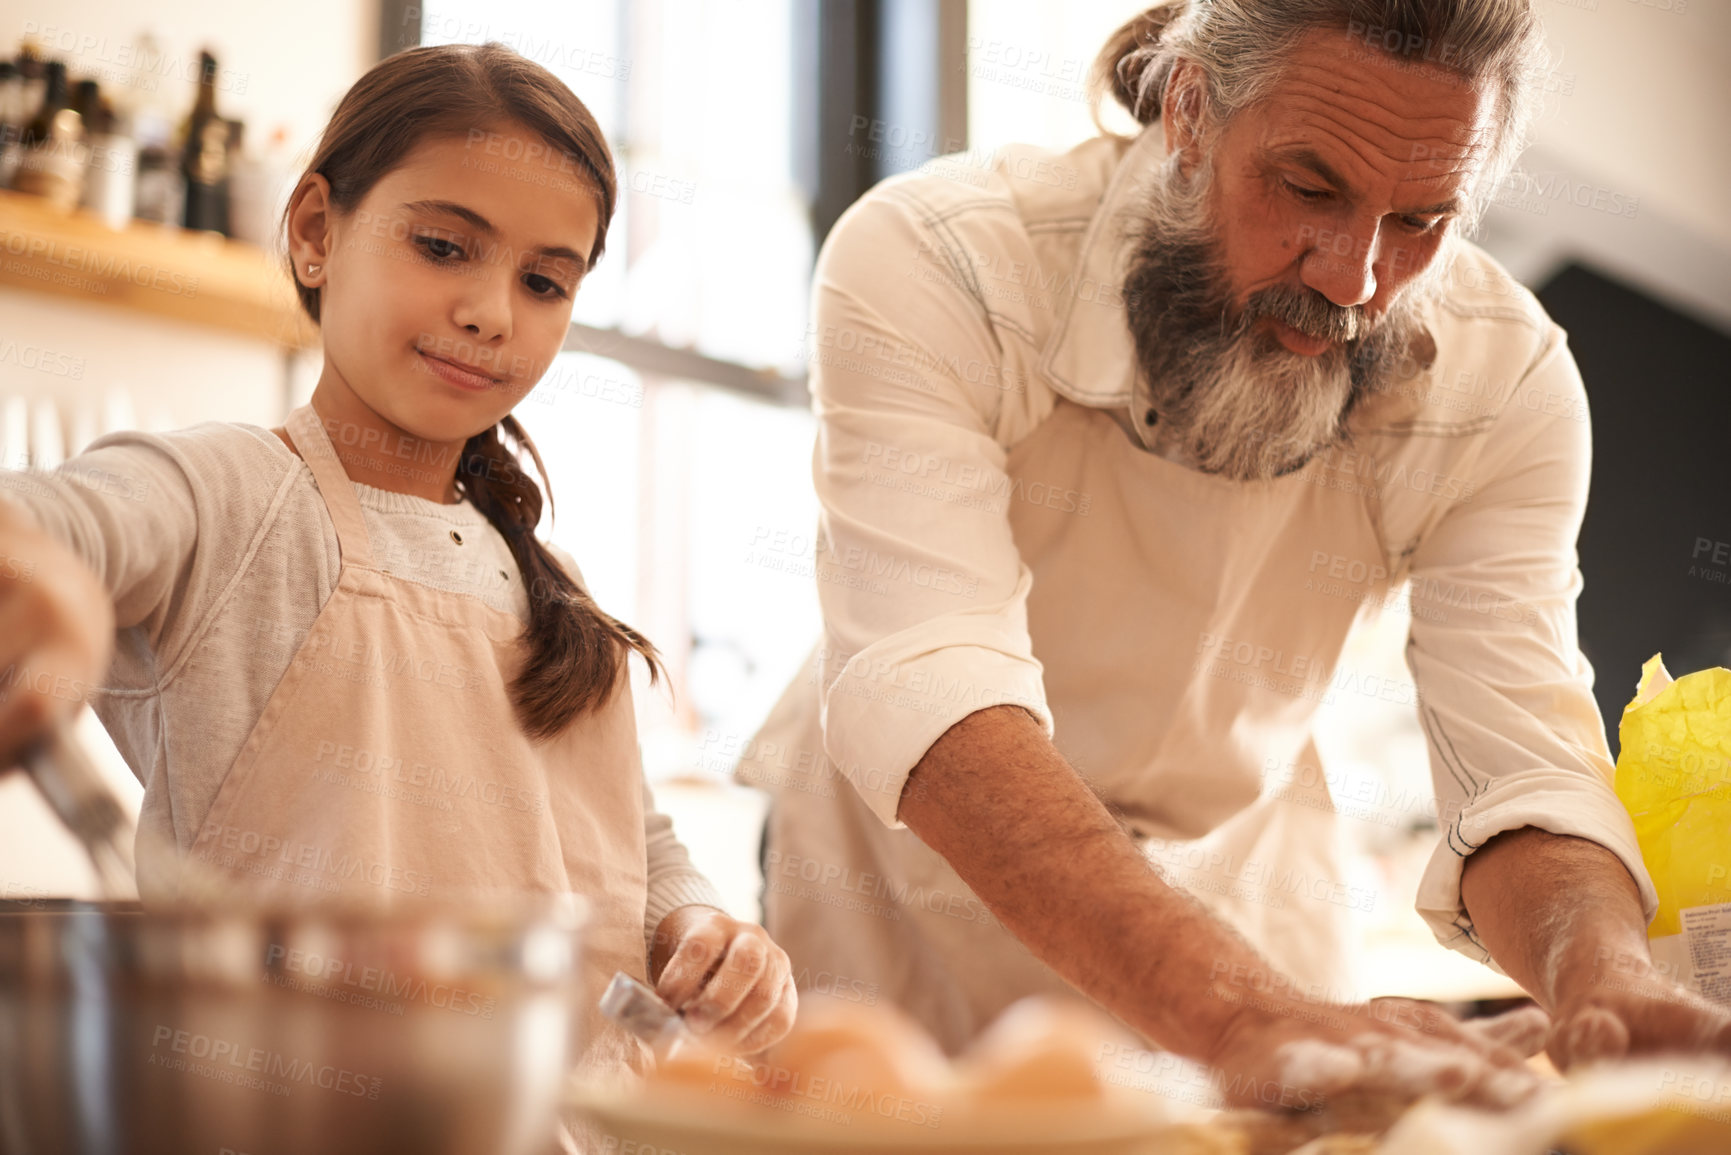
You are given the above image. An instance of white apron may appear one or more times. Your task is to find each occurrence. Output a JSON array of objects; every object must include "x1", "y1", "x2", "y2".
[
  {"x1": 747, "y1": 397, "x2": 1391, "y2": 1052},
  {"x1": 144, "y1": 404, "x2": 653, "y2": 1106}
]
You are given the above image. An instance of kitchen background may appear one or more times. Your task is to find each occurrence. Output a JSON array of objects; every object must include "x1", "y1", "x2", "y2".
[{"x1": 0, "y1": 0, "x2": 1726, "y2": 1009}]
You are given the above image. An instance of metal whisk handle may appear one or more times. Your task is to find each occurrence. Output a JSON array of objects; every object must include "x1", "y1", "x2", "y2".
[{"x1": 19, "y1": 724, "x2": 137, "y2": 896}]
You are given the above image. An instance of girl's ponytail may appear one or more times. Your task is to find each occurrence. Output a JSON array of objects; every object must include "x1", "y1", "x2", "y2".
[{"x1": 459, "y1": 417, "x2": 663, "y2": 739}]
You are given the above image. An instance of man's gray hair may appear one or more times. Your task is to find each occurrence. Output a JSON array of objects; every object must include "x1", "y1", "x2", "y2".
[{"x1": 1091, "y1": 0, "x2": 1549, "y2": 231}]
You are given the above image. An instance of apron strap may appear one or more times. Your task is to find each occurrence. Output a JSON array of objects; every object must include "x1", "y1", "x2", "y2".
[{"x1": 285, "y1": 405, "x2": 375, "y2": 569}]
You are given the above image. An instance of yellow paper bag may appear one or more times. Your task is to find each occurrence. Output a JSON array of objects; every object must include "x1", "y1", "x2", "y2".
[{"x1": 1613, "y1": 654, "x2": 1731, "y2": 1002}]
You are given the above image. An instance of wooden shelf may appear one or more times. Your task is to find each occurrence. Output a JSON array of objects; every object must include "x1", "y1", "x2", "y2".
[{"x1": 0, "y1": 188, "x2": 317, "y2": 350}]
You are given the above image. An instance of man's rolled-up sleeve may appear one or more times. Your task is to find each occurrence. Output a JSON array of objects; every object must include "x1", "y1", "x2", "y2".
[
  {"x1": 802, "y1": 191, "x2": 1052, "y2": 828},
  {"x1": 1406, "y1": 328, "x2": 1659, "y2": 966}
]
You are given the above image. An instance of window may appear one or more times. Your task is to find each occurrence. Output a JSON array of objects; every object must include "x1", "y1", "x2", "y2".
[{"x1": 420, "y1": 2, "x2": 819, "y2": 806}]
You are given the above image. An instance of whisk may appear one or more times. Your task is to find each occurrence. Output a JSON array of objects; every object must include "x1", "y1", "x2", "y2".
[{"x1": 17, "y1": 722, "x2": 137, "y2": 900}]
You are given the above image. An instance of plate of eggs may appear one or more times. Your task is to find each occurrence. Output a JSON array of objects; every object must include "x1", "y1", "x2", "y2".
[{"x1": 570, "y1": 995, "x2": 1249, "y2": 1154}]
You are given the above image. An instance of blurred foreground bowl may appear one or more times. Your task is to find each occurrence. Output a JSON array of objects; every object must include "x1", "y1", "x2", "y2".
[{"x1": 0, "y1": 896, "x2": 589, "y2": 1155}]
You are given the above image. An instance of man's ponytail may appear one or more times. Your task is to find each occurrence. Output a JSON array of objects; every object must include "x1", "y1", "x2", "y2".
[
  {"x1": 1090, "y1": 0, "x2": 1190, "y2": 130},
  {"x1": 459, "y1": 418, "x2": 663, "y2": 739}
]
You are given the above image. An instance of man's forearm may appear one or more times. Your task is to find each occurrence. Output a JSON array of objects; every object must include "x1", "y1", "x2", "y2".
[
  {"x1": 897, "y1": 704, "x2": 1275, "y2": 1058},
  {"x1": 1459, "y1": 826, "x2": 1652, "y2": 1008}
]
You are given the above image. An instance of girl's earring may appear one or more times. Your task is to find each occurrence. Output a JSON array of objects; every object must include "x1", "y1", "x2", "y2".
[{"x1": 306, "y1": 263, "x2": 322, "y2": 280}]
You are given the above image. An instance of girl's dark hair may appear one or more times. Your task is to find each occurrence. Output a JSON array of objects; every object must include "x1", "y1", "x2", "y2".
[{"x1": 282, "y1": 41, "x2": 662, "y2": 738}]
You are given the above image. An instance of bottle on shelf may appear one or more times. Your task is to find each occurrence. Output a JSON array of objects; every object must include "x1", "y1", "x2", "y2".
[
  {"x1": 14, "y1": 41, "x2": 44, "y2": 126},
  {"x1": 18, "y1": 57, "x2": 69, "y2": 140},
  {"x1": 179, "y1": 49, "x2": 233, "y2": 236},
  {"x1": 80, "y1": 90, "x2": 137, "y2": 228},
  {"x1": 0, "y1": 60, "x2": 22, "y2": 188},
  {"x1": 65, "y1": 78, "x2": 102, "y2": 206},
  {"x1": 69, "y1": 78, "x2": 100, "y2": 123},
  {"x1": 12, "y1": 59, "x2": 89, "y2": 212},
  {"x1": 130, "y1": 31, "x2": 185, "y2": 227},
  {"x1": 229, "y1": 122, "x2": 296, "y2": 248}
]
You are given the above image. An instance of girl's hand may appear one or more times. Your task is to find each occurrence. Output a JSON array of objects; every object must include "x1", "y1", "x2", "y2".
[
  {"x1": 0, "y1": 502, "x2": 113, "y2": 765},
  {"x1": 649, "y1": 904, "x2": 798, "y2": 1055}
]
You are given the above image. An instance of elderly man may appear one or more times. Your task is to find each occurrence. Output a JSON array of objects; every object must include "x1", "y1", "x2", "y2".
[{"x1": 739, "y1": 0, "x2": 1731, "y2": 1109}]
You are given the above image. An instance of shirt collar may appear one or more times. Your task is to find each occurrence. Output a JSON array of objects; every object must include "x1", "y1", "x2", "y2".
[{"x1": 1039, "y1": 124, "x2": 1168, "y2": 410}]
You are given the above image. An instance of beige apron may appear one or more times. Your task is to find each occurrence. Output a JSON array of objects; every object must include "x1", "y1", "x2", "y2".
[
  {"x1": 153, "y1": 403, "x2": 652, "y2": 1093},
  {"x1": 748, "y1": 397, "x2": 1389, "y2": 1053}
]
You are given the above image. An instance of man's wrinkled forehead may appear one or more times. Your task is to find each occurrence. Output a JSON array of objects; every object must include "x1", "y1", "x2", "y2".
[{"x1": 1241, "y1": 29, "x2": 1499, "y2": 198}]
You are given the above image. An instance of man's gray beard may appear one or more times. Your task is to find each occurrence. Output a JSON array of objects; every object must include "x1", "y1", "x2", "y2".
[{"x1": 1121, "y1": 152, "x2": 1443, "y2": 481}]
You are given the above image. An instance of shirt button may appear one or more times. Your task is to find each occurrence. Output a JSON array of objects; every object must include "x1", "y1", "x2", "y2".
[{"x1": 450, "y1": 530, "x2": 464, "y2": 545}]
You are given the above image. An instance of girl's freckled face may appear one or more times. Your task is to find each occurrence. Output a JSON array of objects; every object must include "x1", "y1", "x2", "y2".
[{"x1": 316, "y1": 121, "x2": 602, "y2": 446}]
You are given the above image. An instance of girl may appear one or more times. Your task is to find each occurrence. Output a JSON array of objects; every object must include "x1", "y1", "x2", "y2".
[{"x1": 0, "y1": 41, "x2": 795, "y2": 1091}]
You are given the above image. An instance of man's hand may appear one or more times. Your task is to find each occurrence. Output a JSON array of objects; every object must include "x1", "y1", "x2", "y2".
[
  {"x1": 1547, "y1": 945, "x2": 1731, "y2": 1068},
  {"x1": 1461, "y1": 825, "x2": 1731, "y2": 1068},
  {"x1": 1205, "y1": 990, "x2": 1547, "y2": 1111},
  {"x1": 648, "y1": 904, "x2": 797, "y2": 1054},
  {"x1": 901, "y1": 704, "x2": 1544, "y2": 1111}
]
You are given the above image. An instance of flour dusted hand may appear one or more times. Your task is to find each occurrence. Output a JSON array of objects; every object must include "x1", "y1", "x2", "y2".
[{"x1": 1207, "y1": 995, "x2": 1545, "y2": 1113}]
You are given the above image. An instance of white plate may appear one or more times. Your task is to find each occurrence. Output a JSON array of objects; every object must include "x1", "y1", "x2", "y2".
[{"x1": 568, "y1": 1083, "x2": 1243, "y2": 1154}]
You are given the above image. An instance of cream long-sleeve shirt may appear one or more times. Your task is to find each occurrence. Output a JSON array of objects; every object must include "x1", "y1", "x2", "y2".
[
  {"x1": 0, "y1": 420, "x2": 726, "y2": 951},
  {"x1": 746, "y1": 121, "x2": 1659, "y2": 971}
]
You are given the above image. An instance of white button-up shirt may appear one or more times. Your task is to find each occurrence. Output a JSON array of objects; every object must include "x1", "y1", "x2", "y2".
[{"x1": 748, "y1": 120, "x2": 1657, "y2": 994}]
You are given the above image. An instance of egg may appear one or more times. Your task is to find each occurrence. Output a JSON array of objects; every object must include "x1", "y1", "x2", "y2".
[
  {"x1": 649, "y1": 1037, "x2": 730, "y2": 1089},
  {"x1": 957, "y1": 996, "x2": 1138, "y2": 1103},
  {"x1": 757, "y1": 994, "x2": 954, "y2": 1102}
]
